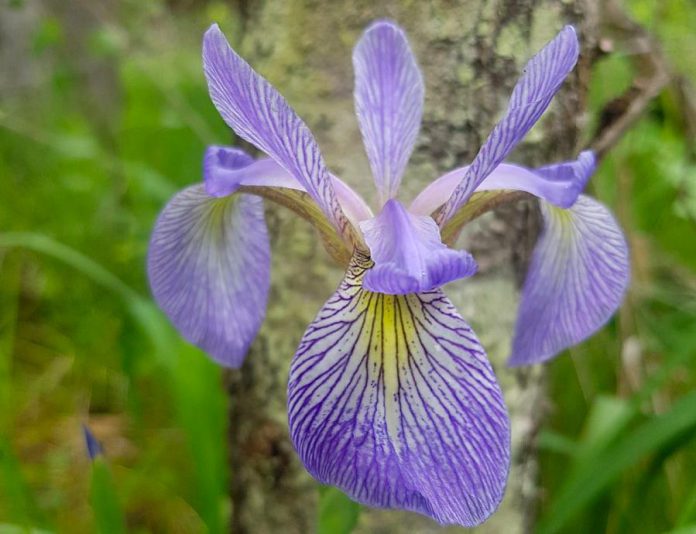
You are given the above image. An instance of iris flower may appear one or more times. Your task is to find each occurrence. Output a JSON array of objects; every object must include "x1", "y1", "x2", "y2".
[{"x1": 148, "y1": 20, "x2": 629, "y2": 526}]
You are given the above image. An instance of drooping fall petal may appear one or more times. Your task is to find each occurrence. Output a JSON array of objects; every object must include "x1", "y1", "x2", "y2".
[
  {"x1": 288, "y1": 254, "x2": 510, "y2": 526},
  {"x1": 509, "y1": 195, "x2": 630, "y2": 366},
  {"x1": 147, "y1": 184, "x2": 269, "y2": 368}
]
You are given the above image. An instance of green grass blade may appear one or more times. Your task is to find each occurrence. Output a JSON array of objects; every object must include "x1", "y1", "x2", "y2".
[
  {"x1": 0, "y1": 438, "x2": 37, "y2": 528},
  {"x1": 90, "y1": 459, "x2": 126, "y2": 534},
  {"x1": 538, "y1": 389, "x2": 696, "y2": 534},
  {"x1": 661, "y1": 526, "x2": 696, "y2": 534},
  {"x1": 0, "y1": 232, "x2": 139, "y2": 303},
  {"x1": 317, "y1": 487, "x2": 360, "y2": 534},
  {"x1": 0, "y1": 233, "x2": 226, "y2": 531},
  {"x1": 0, "y1": 525, "x2": 53, "y2": 534}
]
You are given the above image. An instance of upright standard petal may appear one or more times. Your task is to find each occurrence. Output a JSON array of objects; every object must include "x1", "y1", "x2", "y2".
[
  {"x1": 288, "y1": 254, "x2": 510, "y2": 526},
  {"x1": 410, "y1": 151, "x2": 595, "y2": 216},
  {"x1": 203, "y1": 25, "x2": 350, "y2": 235},
  {"x1": 437, "y1": 26, "x2": 580, "y2": 225},
  {"x1": 360, "y1": 199, "x2": 477, "y2": 294},
  {"x1": 353, "y1": 20, "x2": 424, "y2": 203},
  {"x1": 147, "y1": 185, "x2": 270, "y2": 368},
  {"x1": 509, "y1": 196, "x2": 630, "y2": 366}
]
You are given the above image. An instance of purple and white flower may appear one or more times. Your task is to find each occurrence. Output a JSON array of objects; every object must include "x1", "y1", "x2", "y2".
[{"x1": 147, "y1": 20, "x2": 630, "y2": 526}]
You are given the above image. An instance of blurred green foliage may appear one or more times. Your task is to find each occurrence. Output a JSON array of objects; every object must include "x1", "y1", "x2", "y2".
[{"x1": 0, "y1": 1, "x2": 694, "y2": 533}]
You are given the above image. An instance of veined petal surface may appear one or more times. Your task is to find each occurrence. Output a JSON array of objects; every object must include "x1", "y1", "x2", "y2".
[
  {"x1": 288, "y1": 254, "x2": 510, "y2": 526},
  {"x1": 410, "y1": 151, "x2": 595, "y2": 216},
  {"x1": 353, "y1": 20, "x2": 424, "y2": 203},
  {"x1": 509, "y1": 195, "x2": 630, "y2": 366},
  {"x1": 360, "y1": 199, "x2": 477, "y2": 294},
  {"x1": 437, "y1": 26, "x2": 580, "y2": 225},
  {"x1": 203, "y1": 24, "x2": 350, "y2": 234},
  {"x1": 147, "y1": 185, "x2": 269, "y2": 367}
]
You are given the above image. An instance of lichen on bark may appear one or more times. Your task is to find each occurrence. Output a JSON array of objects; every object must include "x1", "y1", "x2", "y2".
[{"x1": 224, "y1": 1, "x2": 596, "y2": 533}]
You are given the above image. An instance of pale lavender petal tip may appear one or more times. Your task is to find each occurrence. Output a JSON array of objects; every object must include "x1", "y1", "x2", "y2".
[
  {"x1": 204, "y1": 145, "x2": 254, "y2": 196},
  {"x1": 509, "y1": 195, "x2": 630, "y2": 366},
  {"x1": 533, "y1": 150, "x2": 596, "y2": 208},
  {"x1": 475, "y1": 149, "x2": 596, "y2": 208},
  {"x1": 411, "y1": 150, "x2": 595, "y2": 217},
  {"x1": 147, "y1": 184, "x2": 270, "y2": 368},
  {"x1": 288, "y1": 258, "x2": 510, "y2": 526},
  {"x1": 360, "y1": 199, "x2": 477, "y2": 294},
  {"x1": 204, "y1": 145, "x2": 303, "y2": 197},
  {"x1": 353, "y1": 18, "x2": 424, "y2": 202}
]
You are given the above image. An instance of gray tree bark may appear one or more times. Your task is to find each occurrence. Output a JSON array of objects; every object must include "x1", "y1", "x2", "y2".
[{"x1": 225, "y1": 1, "x2": 598, "y2": 533}]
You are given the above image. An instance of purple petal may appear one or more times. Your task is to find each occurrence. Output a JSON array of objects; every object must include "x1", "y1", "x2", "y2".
[
  {"x1": 330, "y1": 174, "x2": 375, "y2": 225},
  {"x1": 204, "y1": 145, "x2": 374, "y2": 226},
  {"x1": 437, "y1": 26, "x2": 580, "y2": 224},
  {"x1": 360, "y1": 199, "x2": 477, "y2": 294},
  {"x1": 410, "y1": 151, "x2": 595, "y2": 216},
  {"x1": 147, "y1": 185, "x2": 270, "y2": 368},
  {"x1": 534, "y1": 150, "x2": 595, "y2": 196},
  {"x1": 203, "y1": 24, "x2": 349, "y2": 233},
  {"x1": 204, "y1": 146, "x2": 302, "y2": 196},
  {"x1": 353, "y1": 20, "x2": 424, "y2": 203},
  {"x1": 288, "y1": 256, "x2": 510, "y2": 526},
  {"x1": 82, "y1": 424, "x2": 102, "y2": 460},
  {"x1": 509, "y1": 195, "x2": 630, "y2": 366}
]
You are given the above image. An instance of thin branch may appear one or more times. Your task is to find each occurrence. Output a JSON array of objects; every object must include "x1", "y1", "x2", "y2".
[
  {"x1": 590, "y1": 70, "x2": 670, "y2": 159},
  {"x1": 588, "y1": 0, "x2": 673, "y2": 160}
]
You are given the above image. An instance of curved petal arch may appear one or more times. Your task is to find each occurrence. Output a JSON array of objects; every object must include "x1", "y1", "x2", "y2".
[
  {"x1": 205, "y1": 145, "x2": 374, "y2": 230},
  {"x1": 360, "y1": 199, "x2": 477, "y2": 294}
]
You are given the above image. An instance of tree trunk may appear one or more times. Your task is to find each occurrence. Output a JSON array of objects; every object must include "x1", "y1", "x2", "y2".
[{"x1": 225, "y1": 1, "x2": 597, "y2": 533}]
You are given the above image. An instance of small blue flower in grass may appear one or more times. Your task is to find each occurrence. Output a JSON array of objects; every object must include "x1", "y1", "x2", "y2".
[
  {"x1": 147, "y1": 20, "x2": 629, "y2": 526},
  {"x1": 82, "y1": 424, "x2": 103, "y2": 460}
]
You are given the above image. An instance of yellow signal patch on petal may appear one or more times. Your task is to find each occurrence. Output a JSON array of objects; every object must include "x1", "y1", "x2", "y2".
[{"x1": 288, "y1": 252, "x2": 510, "y2": 526}]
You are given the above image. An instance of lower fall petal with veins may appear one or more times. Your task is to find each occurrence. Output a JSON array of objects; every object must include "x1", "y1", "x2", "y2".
[{"x1": 287, "y1": 254, "x2": 510, "y2": 526}]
